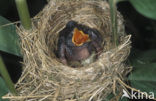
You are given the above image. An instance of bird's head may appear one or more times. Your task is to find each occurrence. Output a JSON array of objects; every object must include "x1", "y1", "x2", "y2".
[{"x1": 72, "y1": 28, "x2": 90, "y2": 46}]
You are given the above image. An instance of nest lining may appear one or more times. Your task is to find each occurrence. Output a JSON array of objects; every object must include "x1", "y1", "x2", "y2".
[{"x1": 4, "y1": 0, "x2": 132, "y2": 101}]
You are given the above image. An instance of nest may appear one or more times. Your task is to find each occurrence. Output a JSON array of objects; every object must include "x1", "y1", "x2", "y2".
[{"x1": 4, "y1": 0, "x2": 132, "y2": 101}]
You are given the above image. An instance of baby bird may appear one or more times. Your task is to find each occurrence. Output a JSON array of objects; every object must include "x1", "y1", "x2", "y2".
[{"x1": 57, "y1": 21, "x2": 103, "y2": 67}]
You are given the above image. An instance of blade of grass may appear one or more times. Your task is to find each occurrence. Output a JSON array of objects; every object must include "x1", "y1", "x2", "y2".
[
  {"x1": 109, "y1": 0, "x2": 118, "y2": 46},
  {"x1": 0, "y1": 55, "x2": 17, "y2": 95},
  {"x1": 15, "y1": 0, "x2": 32, "y2": 30}
]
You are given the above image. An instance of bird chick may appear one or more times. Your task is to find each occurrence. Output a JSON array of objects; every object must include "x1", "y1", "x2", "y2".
[{"x1": 57, "y1": 21, "x2": 103, "y2": 67}]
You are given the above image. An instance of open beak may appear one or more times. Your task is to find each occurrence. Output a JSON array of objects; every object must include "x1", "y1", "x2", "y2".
[{"x1": 72, "y1": 28, "x2": 90, "y2": 46}]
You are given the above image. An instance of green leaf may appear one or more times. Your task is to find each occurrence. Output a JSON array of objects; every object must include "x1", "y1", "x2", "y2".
[
  {"x1": 0, "y1": 77, "x2": 9, "y2": 101},
  {"x1": 119, "y1": 97, "x2": 129, "y2": 101},
  {"x1": 128, "y1": 63, "x2": 156, "y2": 94},
  {"x1": 130, "y1": 49, "x2": 156, "y2": 66},
  {"x1": 102, "y1": 93, "x2": 114, "y2": 101},
  {"x1": 127, "y1": 49, "x2": 156, "y2": 99},
  {"x1": 129, "y1": 0, "x2": 156, "y2": 20},
  {"x1": 0, "y1": 16, "x2": 21, "y2": 56}
]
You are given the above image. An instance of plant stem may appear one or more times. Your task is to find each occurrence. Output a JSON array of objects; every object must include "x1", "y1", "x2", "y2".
[
  {"x1": 15, "y1": 0, "x2": 32, "y2": 30},
  {"x1": 0, "y1": 55, "x2": 17, "y2": 95},
  {"x1": 109, "y1": 0, "x2": 118, "y2": 46}
]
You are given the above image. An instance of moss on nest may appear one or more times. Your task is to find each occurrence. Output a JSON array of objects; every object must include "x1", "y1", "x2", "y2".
[{"x1": 4, "y1": 0, "x2": 132, "y2": 101}]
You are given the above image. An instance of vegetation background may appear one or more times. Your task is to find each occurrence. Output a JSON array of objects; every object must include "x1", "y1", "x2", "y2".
[{"x1": 0, "y1": 0, "x2": 156, "y2": 101}]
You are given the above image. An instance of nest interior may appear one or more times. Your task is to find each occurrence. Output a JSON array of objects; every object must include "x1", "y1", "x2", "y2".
[{"x1": 6, "y1": 0, "x2": 132, "y2": 101}]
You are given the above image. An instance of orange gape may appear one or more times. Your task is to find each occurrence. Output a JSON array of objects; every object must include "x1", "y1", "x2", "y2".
[{"x1": 72, "y1": 28, "x2": 90, "y2": 46}]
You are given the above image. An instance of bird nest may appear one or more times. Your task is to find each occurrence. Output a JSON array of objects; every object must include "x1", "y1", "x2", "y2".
[{"x1": 4, "y1": 0, "x2": 132, "y2": 101}]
